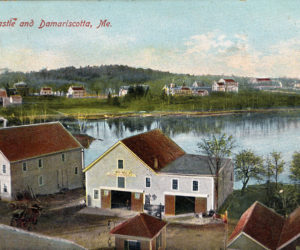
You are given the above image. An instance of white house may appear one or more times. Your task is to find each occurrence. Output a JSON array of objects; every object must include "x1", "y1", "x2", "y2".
[
  {"x1": 40, "y1": 87, "x2": 53, "y2": 96},
  {"x1": 84, "y1": 129, "x2": 233, "y2": 216},
  {"x1": 67, "y1": 86, "x2": 86, "y2": 98},
  {"x1": 212, "y1": 79, "x2": 239, "y2": 93}
]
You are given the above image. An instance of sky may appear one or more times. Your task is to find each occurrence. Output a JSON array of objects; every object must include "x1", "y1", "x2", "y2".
[{"x1": 1, "y1": 0, "x2": 300, "y2": 77}]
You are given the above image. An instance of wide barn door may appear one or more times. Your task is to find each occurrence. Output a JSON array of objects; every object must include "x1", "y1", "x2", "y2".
[
  {"x1": 101, "y1": 189, "x2": 111, "y2": 209},
  {"x1": 165, "y1": 195, "x2": 175, "y2": 215},
  {"x1": 131, "y1": 192, "x2": 143, "y2": 212},
  {"x1": 195, "y1": 197, "x2": 207, "y2": 214}
]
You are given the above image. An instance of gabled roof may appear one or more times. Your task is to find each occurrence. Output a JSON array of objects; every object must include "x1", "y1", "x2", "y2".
[
  {"x1": 228, "y1": 201, "x2": 285, "y2": 250},
  {"x1": 159, "y1": 154, "x2": 231, "y2": 175},
  {"x1": 41, "y1": 87, "x2": 52, "y2": 91},
  {"x1": 257, "y1": 78, "x2": 271, "y2": 81},
  {"x1": 71, "y1": 86, "x2": 85, "y2": 91},
  {"x1": 0, "y1": 122, "x2": 82, "y2": 162},
  {"x1": 224, "y1": 79, "x2": 236, "y2": 83},
  {"x1": 110, "y1": 213, "x2": 167, "y2": 239},
  {"x1": 121, "y1": 129, "x2": 185, "y2": 172},
  {"x1": 277, "y1": 206, "x2": 300, "y2": 249}
]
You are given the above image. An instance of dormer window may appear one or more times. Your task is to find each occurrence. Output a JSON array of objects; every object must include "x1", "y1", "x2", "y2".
[{"x1": 118, "y1": 160, "x2": 123, "y2": 169}]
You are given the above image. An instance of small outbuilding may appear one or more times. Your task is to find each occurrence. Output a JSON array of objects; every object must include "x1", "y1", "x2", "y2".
[{"x1": 110, "y1": 213, "x2": 167, "y2": 250}]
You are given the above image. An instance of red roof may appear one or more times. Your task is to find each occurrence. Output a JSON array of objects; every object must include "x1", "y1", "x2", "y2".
[
  {"x1": 41, "y1": 87, "x2": 52, "y2": 91},
  {"x1": 278, "y1": 206, "x2": 300, "y2": 249},
  {"x1": 0, "y1": 122, "x2": 82, "y2": 162},
  {"x1": 71, "y1": 86, "x2": 85, "y2": 91},
  {"x1": 257, "y1": 78, "x2": 271, "y2": 81},
  {"x1": 224, "y1": 79, "x2": 236, "y2": 83},
  {"x1": 110, "y1": 213, "x2": 167, "y2": 239},
  {"x1": 181, "y1": 87, "x2": 190, "y2": 90},
  {"x1": 229, "y1": 202, "x2": 285, "y2": 250},
  {"x1": 121, "y1": 129, "x2": 185, "y2": 171}
]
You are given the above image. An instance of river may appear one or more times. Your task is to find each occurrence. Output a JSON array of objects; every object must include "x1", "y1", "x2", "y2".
[{"x1": 66, "y1": 111, "x2": 300, "y2": 189}]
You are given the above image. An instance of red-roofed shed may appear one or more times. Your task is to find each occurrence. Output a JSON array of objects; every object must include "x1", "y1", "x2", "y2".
[{"x1": 111, "y1": 213, "x2": 167, "y2": 250}]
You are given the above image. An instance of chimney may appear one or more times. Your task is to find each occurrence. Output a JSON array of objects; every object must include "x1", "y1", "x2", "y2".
[{"x1": 154, "y1": 157, "x2": 159, "y2": 169}]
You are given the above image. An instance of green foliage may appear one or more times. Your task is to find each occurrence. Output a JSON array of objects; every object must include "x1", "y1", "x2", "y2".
[
  {"x1": 234, "y1": 150, "x2": 264, "y2": 195},
  {"x1": 266, "y1": 151, "x2": 284, "y2": 188},
  {"x1": 198, "y1": 133, "x2": 235, "y2": 209},
  {"x1": 290, "y1": 152, "x2": 300, "y2": 184}
]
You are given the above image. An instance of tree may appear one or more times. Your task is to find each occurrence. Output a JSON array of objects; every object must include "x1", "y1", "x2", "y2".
[
  {"x1": 290, "y1": 152, "x2": 300, "y2": 185},
  {"x1": 234, "y1": 149, "x2": 264, "y2": 195},
  {"x1": 198, "y1": 134, "x2": 235, "y2": 210},
  {"x1": 267, "y1": 151, "x2": 285, "y2": 189}
]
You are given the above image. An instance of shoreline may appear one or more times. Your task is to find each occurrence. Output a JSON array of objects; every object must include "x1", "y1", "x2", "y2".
[
  {"x1": 71, "y1": 107, "x2": 300, "y2": 120},
  {"x1": 2, "y1": 107, "x2": 300, "y2": 123}
]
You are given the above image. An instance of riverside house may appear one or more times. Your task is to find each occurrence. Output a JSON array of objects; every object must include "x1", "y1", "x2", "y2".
[
  {"x1": 84, "y1": 129, "x2": 233, "y2": 216},
  {"x1": 67, "y1": 86, "x2": 86, "y2": 98},
  {"x1": 0, "y1": 122, "x2": 83, "y2": 201}
]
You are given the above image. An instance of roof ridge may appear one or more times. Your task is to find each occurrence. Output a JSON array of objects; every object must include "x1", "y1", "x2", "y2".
[
  {"x1": 0, "y1": 121, "x2": 61, "y2": 130},
  {"x1": 121, "y1": 129, "x2": 161, "y2": 142},
  {"x1": 255, "y1": 201, "x2": 284, "y2": 219},
  {"x1": 110, "y1": 215, "x2": 137, "y2": 234},
  {"x1": 140, "y1": 213, "x2": 154, "y2": 238}
]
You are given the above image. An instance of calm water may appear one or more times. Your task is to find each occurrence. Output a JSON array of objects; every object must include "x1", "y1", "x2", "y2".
[{"x1": 67, "y1": 111, "x2": 300, "y2": 189}]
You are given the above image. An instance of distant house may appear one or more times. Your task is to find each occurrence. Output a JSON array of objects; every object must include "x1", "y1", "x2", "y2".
[
  {"x1": 13, "y1": 81, "x2": 29, "y2": 96},
  {"x1": 0, "y1": 122, "x2": 83, "y2": 201},
  {"x1": 110, "y1": 213, "x2": 167, "y2": 250},
  {"x1": 293, "y1": 83, "x2": 300, "y2": 90},
  {"x1": 119, "y1": 85, "x2": 149, "y2": 97},
  {"x1": 84, "y1": 129, "x2": 233, "y2": 216},
  {"x1": 212, "y1": 79, "x2": 238, "y2": 93},
  {"x1": 228, "y1": 201, "x2": 300, "y2": 250},
  {"x1": 2, "y1": 95, "x2": 22, "y2": 107},
  {"x1": 163, "y1": 84, "x2": 210, "y2": 96},
  {"x1": 67, "y1": 86, "x2": 86, "y2": 98},
  {"x1": 40, "y1": 87, "x2": 53, "y2": 96},
  {"x1": 250, "y1": 78, "x2": 283, "y2": 90},
  {"x1": 119, "y1": 86, "x2": 130, "y2": 97},
  {"x1": 0, "y1": 89, "x2": 7, "y2": 105}
]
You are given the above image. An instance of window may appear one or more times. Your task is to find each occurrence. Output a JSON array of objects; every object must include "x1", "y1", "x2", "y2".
[
  {"x1": 62, "y1": 153, "x2": 65, "y2": 162},
  {"x1": 134, "y1": 193, "x2": 140, "y2": 199},
  {"x1": 193, "y1": 180, "x2": 198, "y2": 191},
  {"x1": 124, "y1": 240, "x2": 141, "y2": 250},
  {"x1": 3, "y1": 184, "x2": 7, "y2": 193},
  {"x1": 118, "y1": 177, "x2": 125, "y2": 188},
  {"x1": 103, "y1": 190, "x2": 109, "y2": 196},
  {"x1": 38, "y1": 159, "x2": 43, "y2": 168},
  {"x1": 38, "y1": 176, "x2": 43, "y2": 186},
  {"x1": 93, "y1": 189, "x2": 99, "y2": 199},
  {"x1": 146, "y1": 177, "x2": 151, "y2": 188},
  {"x1": 156, "y1": 232, "x2": 162, "y2": 249},
  {"x1": 118, "y1": 159, "x2": 123, "y2": 169},
  {"x1": 172, "y1": 179, "x2": 178, "y2": 190},
  {"x1": 75, "y1": 167, "x2": 78, "y2": 175},
  {"x1": 2, "y1": 165, "x2": 6, "y2": 174},
  {"x1": 22, "y1": 162, "x2": 27, "y2": 172}
]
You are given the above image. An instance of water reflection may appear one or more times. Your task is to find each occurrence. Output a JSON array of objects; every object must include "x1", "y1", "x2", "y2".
[{"x1": 65, "y1": 111, "x2": 300, "y2": 188}]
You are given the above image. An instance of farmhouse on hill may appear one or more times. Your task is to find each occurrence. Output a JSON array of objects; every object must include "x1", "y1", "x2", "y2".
[
  {"x1": 84, "y1": 129, "x2": 233, "y2": 216},
  {"x1": 0, "y1": 122, "x2": 84, "y2": 201},
  {"x1": 212, "y1": 78, "x2": 239, "y2": 93}
]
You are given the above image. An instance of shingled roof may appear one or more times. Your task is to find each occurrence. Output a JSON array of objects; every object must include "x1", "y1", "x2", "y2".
[
  {"x1": 0, "y1": 122, "x2": 82, "y2": 162},
  {"x1": 110, "y1": 213, "x2": 167, "y2": 239},
  {"x1": 228, "y1": 201, "x2": 285, "y2": 250},
  {"x1": 277, "y1": 206, "x2": 300, "y2": 249},
  {"x1": 121, "y1": 129, "x2": 185, "y2": 171}
]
